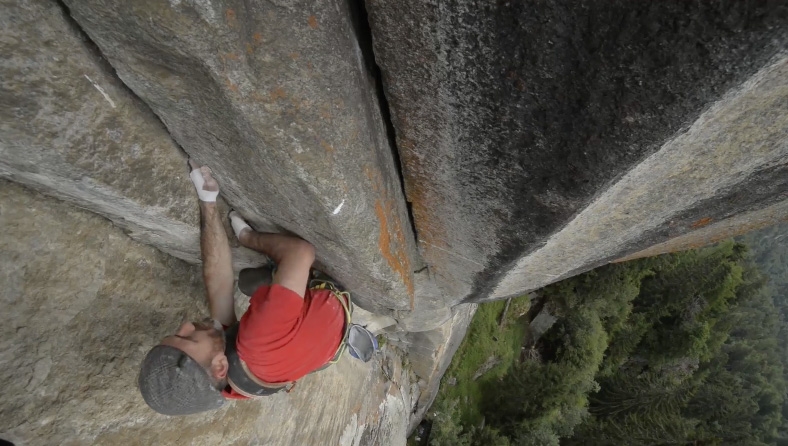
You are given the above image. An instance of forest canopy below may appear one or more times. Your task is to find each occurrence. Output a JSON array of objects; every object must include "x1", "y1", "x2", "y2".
[{"x1": 426, "y1": 223, "x2": 788, "y2": 446}]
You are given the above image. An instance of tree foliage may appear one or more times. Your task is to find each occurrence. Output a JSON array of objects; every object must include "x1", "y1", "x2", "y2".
[{"x1": 427, "y1": 223, "x2": 788, "y2": 445}]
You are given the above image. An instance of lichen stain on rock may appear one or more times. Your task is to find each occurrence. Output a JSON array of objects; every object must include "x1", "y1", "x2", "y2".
[
  {"x1": 375, "y1": 200, "x2": 414, "y2": 307},
  {"x1": 270, "y1": 87, "x2": 287, "y2": 101},
  {"x1": 308, "y1": 15, "x2": 318, "y2": 30},
  {"x1": 396, "y1": 136, "x2": 449, "y2": 276},
  {"x1": 225, "y1": 77, "x2": 239, "y2": 93},
  {"x1": 615, "y1": 201, "x2": 788, "y2": 263},
  {"x1": 366, "y1": 166, "x2": 415, "y2": 306},
  {"x1": 225, "y1": 8, "x2": 237, "y2": 27},
  {"x1": 320, "y1": 139, "x2": 335, "y2": 154},
  {"x1": 690, "y1": 216, "x2": 713, "y2": 229}
]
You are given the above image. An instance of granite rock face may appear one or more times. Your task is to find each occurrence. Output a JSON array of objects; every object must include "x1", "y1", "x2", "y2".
[
  {"x1": 62, "y1": 0, "x2": 421, "y2": 314},
  {"x1": 366, "y1": 0, "x2": 788, "y2": 303},
  {"x1": 492, "y1": 56, "x2": 788, "y2": 299},
  {"x1": 3, "y1": 0, "x2": 788, "y2": 444},
  {"x1": 0, "y1": 0, "x2": 272, "y2": 270},
  {"x1": 390, "y1": 303, "x2": 477, "y2": 433},
  {"x1": 0, "y1": 182, "x2": 413, "y2": 446},
  {"x1": 0, "y1": 0, "x2": 200, "y2": 263},
  {"x1": 617, "y1": 199, "x2": 788, "y2": 263}
]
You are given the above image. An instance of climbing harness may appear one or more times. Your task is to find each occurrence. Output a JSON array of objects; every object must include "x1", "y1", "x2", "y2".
[
  {"x1": 224, "y1": 323, "x2": 293, "y2": 398},
  {"x1": 310, "y1": 277, "x2": 353, "y2": 367},
  {"x1": 309, "y1": 275, "x2": 379, "y2": 364}
]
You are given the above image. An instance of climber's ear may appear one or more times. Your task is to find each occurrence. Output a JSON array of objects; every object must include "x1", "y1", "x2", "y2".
[{"x1": 210, "y1": 353, "x2": 228, "y2": 380}]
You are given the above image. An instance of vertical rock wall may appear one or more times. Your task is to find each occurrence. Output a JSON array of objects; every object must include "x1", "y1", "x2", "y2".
[
  {"x1": 492, "y1": 57, "x2": 788, "y2": 299},
  {"x1": 0, "y1": 0, "x2": 202, "y2": 263},
  {"x1": 4, "y1": 0, "x2": 788, "y2": 443},
  {"x1": 61, "y1": 0, "x2": 421, "y2": 314},
  {"x1": 366, "y1": 0, "x2": 788, "y2": 303},
  {"x1": 0, "y1": 181, "x2": 413, "y2": 446},
  {"x1": 0, "y1": 2, "x2": 451, "y2": 442},
  {"x1": 387, "y1": 304, "x2": 477, "y2": 432}
]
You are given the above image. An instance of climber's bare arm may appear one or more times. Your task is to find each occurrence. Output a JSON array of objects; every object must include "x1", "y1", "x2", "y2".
[
  {"x1": 230, "y1": 213, "x2": 314, "y2": 299},
  {"x1": 190, "y1": 161, "x2": 237, "y2": 327}
]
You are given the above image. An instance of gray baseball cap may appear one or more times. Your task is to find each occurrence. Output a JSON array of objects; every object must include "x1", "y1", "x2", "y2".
[{"x1": 138, "y1": 345, "x2": 225, "y2": 416}]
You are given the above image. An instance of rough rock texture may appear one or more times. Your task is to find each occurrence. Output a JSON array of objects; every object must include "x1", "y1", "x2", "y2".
[
  {"x1": 62, "y1": 0, "x2": 421, "y2": 314},
  {"x1": 492, "y1": 56, "x2": 788, "y2": 299},
  {"x1": 366, "y1": 0, "x2": 788, "y2": 303},
  {"x1": 6, "y1": 0, "x2": 788, "y2": 444},
  {"x1": 0, "y1": 181, "x2": 413, "y2": 446},
  {"x1": 386, "y1": 303, "x2": 476, "y2": 432},
  {"x1": 393, "y1": 271, "x2": 454, "y2": 332},
  {"x1": 0, "y1": 2, "x2": 460, "y2": 442},
  {"x1": 617, "y1": 199, "x2": 788, "y2": 262},
  {"x1": 0, "y1": 0, "x2": 266, "y2": 269}
]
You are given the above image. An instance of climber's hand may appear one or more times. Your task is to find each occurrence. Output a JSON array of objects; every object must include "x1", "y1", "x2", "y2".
[{"x1": 188, "y1": 160, "x2": 219, "y2": 202}]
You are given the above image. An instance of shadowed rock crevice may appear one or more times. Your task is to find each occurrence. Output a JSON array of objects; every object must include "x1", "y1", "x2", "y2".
[
  {"x1": 346, "y1": 0, "x2": 401, "y2": 179},
  {"x1": 346, "y1": 0, "x2": 424, "y2": 266},
  {"x1": 348, "y1": 0, "x2": 429, "y2": 286}
]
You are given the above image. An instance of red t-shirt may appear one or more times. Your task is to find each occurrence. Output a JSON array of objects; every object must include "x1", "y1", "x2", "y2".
[{"x1": 222, "y1": 284, "x2": 345, "y2": 399}]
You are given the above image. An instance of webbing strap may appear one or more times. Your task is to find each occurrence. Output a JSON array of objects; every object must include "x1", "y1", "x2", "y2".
[
  {"x1": 225, "y1": 323, "x2": 291, "y2": 397},
  {"x1": 309, "y1": 279, "x2": 353, "y2": 365}
]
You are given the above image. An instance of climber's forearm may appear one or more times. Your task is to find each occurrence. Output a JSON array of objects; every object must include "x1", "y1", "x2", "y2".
[{"x1": 199, "y1": 201, "x2": 236, "y2": 327}]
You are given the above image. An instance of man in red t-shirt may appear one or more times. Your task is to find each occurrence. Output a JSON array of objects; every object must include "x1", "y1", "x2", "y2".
[{"x1": 137, "y1": 161, "x2": 346, "y2": 415}]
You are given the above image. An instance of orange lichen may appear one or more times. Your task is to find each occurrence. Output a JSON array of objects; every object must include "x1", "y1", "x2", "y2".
[
  {"x1": 225, "y1": 9, "x2": 237, "y2": 26},
  {"x1": 394, "y1": 135, "x2": 450, "y2": 286},
  {"x1": 307, "y1": 15, "x2": 318, "y2": 29},
  {"x1": 616, "y1": 212, "x2": 788, "y2": 263},
  {"x1": 289, "y1": 52, "x2": 300, "y2": 60},
  {"x1": 269, "y1": 87, "x2": 287, "y2": 101},
  {"x1": 690, "y1": 217, "x2": 713, "y2": 229},
  {"x1": 225, "y1": 78, "x2": 239, "y2": 93},
  {"x1": 252, "y1": 32, "x2": 262, "y2": 43},
  {"x1": 397, "y1": 137, "x2": 436, "y2": 251},
  {"x1": 375, "y1": 200, "x2": 415, "y2": 307},
  {"x1": 365, "y1": 165, "x2": 415, "y2": 306},
  {"x1": 319, "y1": 139, "x2": 335, "y2": 154},
  {"x1": 222, "y1": 52, "x2": 239, "y2": 61}
]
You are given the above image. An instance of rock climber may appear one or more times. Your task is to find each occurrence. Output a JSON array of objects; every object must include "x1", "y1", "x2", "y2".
[{"x1": 136, "y1": 161, "x2": 374, "y2": 415}]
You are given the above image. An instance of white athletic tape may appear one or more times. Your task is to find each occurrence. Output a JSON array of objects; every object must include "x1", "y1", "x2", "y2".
[
  {"x1": 189, "y1": 168, "x2": 219, "y2": 202},
  {"x1": 229, "y1": 212, "x2": 251, "y2": 239}
]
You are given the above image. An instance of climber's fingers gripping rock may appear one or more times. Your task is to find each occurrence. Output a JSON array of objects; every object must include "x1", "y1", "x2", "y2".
[{"x1": 188, "y1": 159, "x2": 219, "y2": 202}]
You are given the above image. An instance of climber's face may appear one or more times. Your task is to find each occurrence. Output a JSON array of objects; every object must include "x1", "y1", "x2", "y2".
[{"x1": 160, "y1": 319, "x2": 228, "y2": 380}]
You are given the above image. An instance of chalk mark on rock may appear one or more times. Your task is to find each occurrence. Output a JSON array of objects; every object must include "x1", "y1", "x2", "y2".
[{"x1": 83, "y1": 75, "x2": 116, "y2": 108}]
